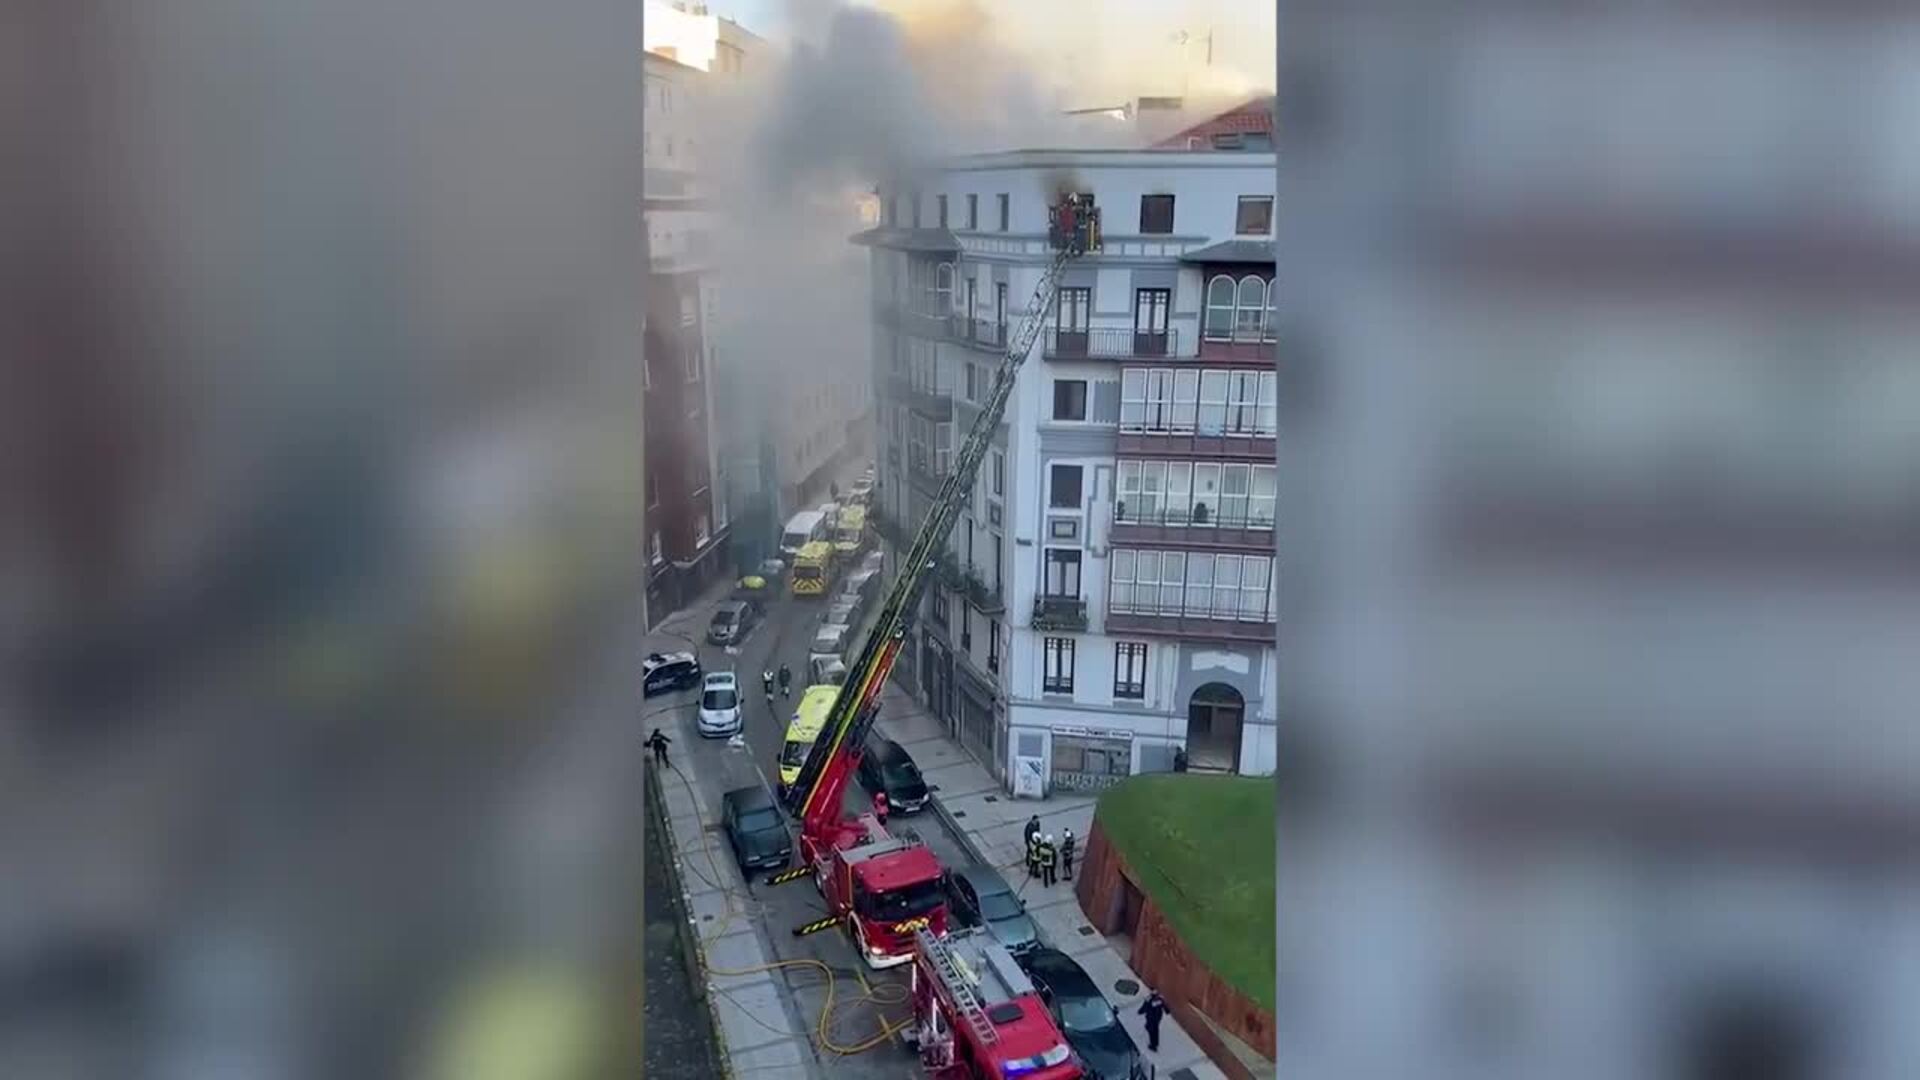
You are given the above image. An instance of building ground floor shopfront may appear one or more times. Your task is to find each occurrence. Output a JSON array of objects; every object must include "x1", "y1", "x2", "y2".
[{"x1": 643, "y1": 527, "x2": 731, "y2": 629}]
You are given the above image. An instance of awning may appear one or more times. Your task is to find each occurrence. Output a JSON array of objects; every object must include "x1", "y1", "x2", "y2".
[
  {"x1": 848, "y1": 227, "x2": 963, "y2": 253},
  {"x1": 1178, "y1": 238, "x2": 1276, "y2": 265}
]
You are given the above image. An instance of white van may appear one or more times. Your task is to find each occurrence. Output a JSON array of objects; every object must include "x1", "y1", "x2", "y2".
[
  {"x1": 779, "y1": 510, "x2": 828, "y2": 560},
  {"x1": 809, "y1": 623, "x2": 852, "y2": 667}
]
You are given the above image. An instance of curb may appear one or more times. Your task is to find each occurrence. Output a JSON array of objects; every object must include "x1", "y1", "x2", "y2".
[{"x1": 645, "y1": 757, "x2": 735, "y2": 1080}]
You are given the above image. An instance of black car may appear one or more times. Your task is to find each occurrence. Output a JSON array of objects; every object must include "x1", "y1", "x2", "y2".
[
  {"x1": 856, "y1": 737, "x2": 929, "y2": 814},
  {"x1": 706, "y1": 601, "x2": 757, "y2": 646},
  {"x1": 1018, "y1": 947, "x2": 1148, "y2": 1080},
  {"x1": 641, "y1": 651, "x2": 702, "y2": 697},
  {"x1": 721, "y1": 785, "x2": 792, "y2": 872},
  {"x1": 946, "y1": 865, "x2": 1040, "y2": 955}
]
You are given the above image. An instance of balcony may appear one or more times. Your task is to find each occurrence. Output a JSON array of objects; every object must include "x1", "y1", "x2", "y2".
[
  {"x1": 1197, "y1": 329, "x2": 1276, "y2": 363},
  {"x1": 1031, "y1": 595, "x2": 1088, "y2": 632},
  {"x1": 1105, "y1": 608, "x2": 1273, "y2": 643},
  {"x1": 1110, "y1": 505, "x2": 1273, "y2": 550},
  {"x1": 907, "y1": 454, "x2": 950, "y2": 495},
  {"x1": 887, "y1": 374, "x2": 954, "y2": 420},
  {"x1": 1044, "y1": 326, "x2": 1180, "y2": 361},
  {"x1": 939, "y1": 556, "x2": 1005, "y2": 615},
  {"x1": 1116, "y1": 426, "x2": 1273, "y2": 461},
  {"x1": 950, "y1": 316, "x2": 1008, "y2": 353},
  {"x1": 880, "y1": 302, "x2": 1010, "y2": 354}
]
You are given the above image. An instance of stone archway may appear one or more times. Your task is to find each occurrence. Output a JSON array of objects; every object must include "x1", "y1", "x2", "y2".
[{"x1": 1186, "y1": 682, "x2": 1245, "y2": 772}]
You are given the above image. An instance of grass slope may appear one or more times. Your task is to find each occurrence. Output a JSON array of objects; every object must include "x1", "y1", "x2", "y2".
[{"x1": 1095, "y1": 774, "x2": 1275, "y2": 1011}]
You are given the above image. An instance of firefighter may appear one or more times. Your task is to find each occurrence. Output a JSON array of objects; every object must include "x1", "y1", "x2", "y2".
[
  {"x1": 646, "y1": 728, "x2": 671, "y2": 768},
  {"x1": 1024, "y1": 815, "x2": 1043, "y2": 878},
  {"x1": 762, "y1": 669, "x2": 775, "y2": 699},
  {"x1": 1038, "y1": 834, "x2": 1058, "y2": 887},
  {"x1": 872, "y1": 790, "x2": 889, "y2": 825},
  {"x1": 1060, "y1": 827, "x2": 1076, "y2": 881},
  {"x1": 778, "y1": 663, "x2": 792, "y2": 697},
  {"x1": 1138, "y1": 990, "x2": 1168, "y2": 1052}
]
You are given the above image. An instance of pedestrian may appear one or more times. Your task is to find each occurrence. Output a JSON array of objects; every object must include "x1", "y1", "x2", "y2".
[
  {"x1": 1172, "y1": 746, "x2": 1189, "y2": 773},
  {"x1": 763, "y1": 669, "x2": 775, "y2": 699},
  {"x1": 646, "y1": 728, "x2": 671, "y2": 768},
  {"x1": 778, "y1": 663, "x2": 792, "y2": 697},
  {"x1": 1138, "y1": 991, "x2": 1168, "y2": 1052},
  {"x1": 872, "y1": 790, "x2": 889, "y2": 825},
  {"x1": 1024, "y1": 815, "x2": 1042, "y2": 878},
  {"x1": 1038, "y1": 834, "x2": 1058, "y2": 887},
  {"x1": 1060, "y1": 828, "x2": 1076, "y2": 881}
]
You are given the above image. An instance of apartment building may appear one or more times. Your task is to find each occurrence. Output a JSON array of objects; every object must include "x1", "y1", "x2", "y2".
[
  {"x1": 644, "y1": 0, "x2": 759, "y2": 76},
  {"x1": 857, "y1": 150, "x2": 1278, "y2": 796},
  {"x1": 644, "y1": 49, "x2": 729, "y2": 620}
]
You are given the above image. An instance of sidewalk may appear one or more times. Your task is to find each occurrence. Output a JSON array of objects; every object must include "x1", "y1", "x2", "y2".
[{"x1": 871, "y1": 681, "x2": 1234, "y2": 1080}]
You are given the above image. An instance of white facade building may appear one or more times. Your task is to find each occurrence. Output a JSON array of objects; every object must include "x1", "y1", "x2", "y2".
[
  {"x1": 859, "y1": 150, "x2": 1280, "y2": 796},
  {"x1": 643, "y1": 0, "x2": 758, "y2": 77}
]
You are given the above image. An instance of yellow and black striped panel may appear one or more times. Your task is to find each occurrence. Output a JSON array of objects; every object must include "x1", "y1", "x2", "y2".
[
  {"x1": 764, "y1": 866, "x2": 810, "y2": 887},
  {"x1": 793, "y1": 915, "x2": 842, "y2": 938}
]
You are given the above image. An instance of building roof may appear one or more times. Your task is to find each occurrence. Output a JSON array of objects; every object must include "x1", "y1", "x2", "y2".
[
  {"x1": 1179, "y1": 238, "x2": 1276, "y2": 265},
  {"x1": 1151, "y1": 95, "x2": 1277, "y2": 150},
  {"x1": 848, "y1": 226, "x2": 962, "y2": 253}
]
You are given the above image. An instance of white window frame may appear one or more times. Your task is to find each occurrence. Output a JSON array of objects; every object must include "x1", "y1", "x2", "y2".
[
  {"x1": 1198, "y1": 371, "x2": 1229, "y2": 435},
  {"x1": 1114, "y1": 642, "x2": 1148, "y2": 700},
  {"x1": 1219, "y1": 464, "x2": 1251, "y2": 526},
  {"x1": 1227, "y1": 371, "x2": 1262, "y2": 433},
  {"x1": 1235, "y1": 276, "x2": 1268, "y2": 342},
  {"x1": 1120, "y1": 369, "x2": 1148, "y2": 431},
  {"x1": 1042, "y1": 636, "x2": 1076, "y2": 694},
  {"x1": 1250, "y1": 465, "x2": 1277, "y2": 527},
  {"x1": 1204, "y1": 275, "x2": 1236, "y2": 341}
]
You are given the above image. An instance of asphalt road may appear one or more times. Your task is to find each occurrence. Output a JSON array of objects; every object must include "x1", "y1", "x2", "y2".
[{"x1": 644, "y1": 569, "x2": 977, "y2": 1079}]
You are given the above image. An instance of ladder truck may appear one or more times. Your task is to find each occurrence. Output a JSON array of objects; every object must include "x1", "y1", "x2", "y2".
[
  {"x1": 768, "y1": 196, "x2": 1100, "y2": 970},
  {"x1": 906, "y1": 927, "x2": 1083, "y2": 1079}
]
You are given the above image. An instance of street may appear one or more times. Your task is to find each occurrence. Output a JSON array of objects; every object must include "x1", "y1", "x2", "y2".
[{"x1": 643, "y1": 564, "x2": 979, "y2": 1080}]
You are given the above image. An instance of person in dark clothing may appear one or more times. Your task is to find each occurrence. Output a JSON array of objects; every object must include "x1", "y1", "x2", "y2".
[
  {"x1": 778, "y1": 663, "x2": 792, "y2": 696},
  {"x1": 1024, "y1": 815, "x2": 1043, "y2": 878},
  {"x1": 1038, "y1": 835, "x2": 1058, "y2": 887},
  {"x1": 872, "y1": 790, "x2": 889, "y2": 825},
  {"x1": 646, "y1": 728, "x2": 672, "y2": 768},
  {"x1": 1172, "y1": 746, "x2": 1189, "y2": 773},
  {"x1": 1138, "y1": 991, "x2": 1168, "y2": 1052},
  {"x1": 1060, "y1": 828, "x2": 1076, "y2": 881}
]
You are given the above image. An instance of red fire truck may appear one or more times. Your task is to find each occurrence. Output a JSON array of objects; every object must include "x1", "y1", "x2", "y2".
[
  {"x1": 905, "y1": 927, "x2": 1084, "y2": 1080},
  {"x1": 771, "y1": 200, "x2": 1095, "y2": 970}
]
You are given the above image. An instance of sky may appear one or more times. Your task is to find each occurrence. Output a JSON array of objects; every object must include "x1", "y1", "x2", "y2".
[{"x1": 703, "y1": 0, "x2": 1275, "y2": 106}]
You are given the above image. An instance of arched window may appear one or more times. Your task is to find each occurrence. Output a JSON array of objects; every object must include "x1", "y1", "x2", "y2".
[
  {"x1": 936, "y1": 263, "x2": 954, "y2": 313},
  {"x1": 1235, "y1": 276, "x2": 1266, "y2": 341},
  {"x1": 1265, "y1": 277, "x2": 1280, "y2": 341},
  {"x1": 1204, "y1": 275, "x2": 1236, "y2": 340}
]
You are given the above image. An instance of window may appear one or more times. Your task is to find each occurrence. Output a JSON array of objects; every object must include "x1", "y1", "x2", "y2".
[
  {"x1": 911, "y1": 192, "x2": 923, "y2": 228},
  {"x1": 1192, "y1": 463, "x2": 1221, "y2": 525},
  {"x1": 1044, "y1": 549, "x2": 1082, "y2": 597},
  {"x1": 966, "y1": 193, "x2": 978, "y2": 230},
  {"x1": 649, "y1": 531, "x2": 664, "y2": 565},
  {"x1": 1236, "y1": 276, "x2": 1267, "y2": 340},
  {"x1": 936, "y1": 262, "x2": 954, "y2": 314},
  {"x1": 1227, "y1": 371, "x2": 1262, "y2": 432},
  {"x1": 997, "y1": 193, "x2": 1010, "y2": 231},
  {"x1": 1259, "y1": 371, "x2": 1278, "y2": 434},
  {"x1": 1049, "y1": 464, "x2": 1083, "y2": 510},
  {"x1": 1120, "y1": 370, "x2": 1146, "y2": 430},
  {"x1": 965, "y1": 363, "x2": 980, "y2": 403},
  {"x1": 695, "y1": 514, "x2": 710, "y2": 547},
  {"x1": 1109, "y1": 549, "x2": 1137, "y2": 612},
  {"x1": 992, "y1": 532, "x2": 1003, "y2": 590},
  {"x1": 1114, "y1": 643, "x2": 1148, "y2": 700},
  {"x1": 681, "y1": 294, "x2": 697, "y2": 327},
  {"x1": 1204, "y1": 274, "x2": 1275, "y2": 342},
  {"x1": 1220, "y1": 464, "x2": 1251, "y2": 525},
  {"x1": 1198, "y1": 371, "x2": 1228, "y2": 434},
  {"x1": 1251, "y1": 465, "x2": 1277, "y2": 526},
  {"x1": 1166, "y1": 461, "x2": 1192, "y2": 524},
  {"x1": 937, "y1": 194, "x2": 948, "y2": 228},
  {"x1": 990, "y1": 450, "x2": 1004, "y2": 498},
  {"x1": 1172, "y1": 370, "x2": 1199, "y2": 431},
  {"x1": 1043, "y1": 637, "x2": 1075, "y2": 694},
  {"x1": 1133, "y1": 289, "x2": 1170, "y2": 354},
  {"x1": 686, "y1": 343, "x2": 702, "y2": 383},
  {"x1": 987, "y1": 619, "x2": 1001, "y2": 672},
  {"x1": 1055, "y1": 287, "x2": 1091, "y2": 332},
  {"x1": 1110, "y1": 551, "x2": 1274, "y2": 620},
  {"x1": 1267, "y1": 278, "x2": 1280, "y2": 338},
  {"x1": 1139, "y1": 194, "x2": 1175, "y2": 234},
  {"x1": 1236, "y1": 196, "x2": 1274, "y2": 235},
  {"x1": 1052, "y1": 379, "x2": 1088, "y2": 422},
  {"x1": 960, "y1": 609, "x2": 971, "y2": 649}
]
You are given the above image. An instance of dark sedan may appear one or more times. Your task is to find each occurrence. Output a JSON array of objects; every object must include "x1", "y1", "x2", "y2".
[
  {"x1": 1019, "y1": 947, "x2": 1148, "y2": 1080},
  {"x1": 721, "y1": 785, "x2": 792, "y2": 873},
  {"x1": 856, "y1": 737, "x2": 929, "y2": 814}
]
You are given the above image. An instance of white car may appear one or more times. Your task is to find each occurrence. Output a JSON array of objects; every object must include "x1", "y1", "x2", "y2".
[{"x1": 697, "y1": 672, "x2": 743, "y2": 737}]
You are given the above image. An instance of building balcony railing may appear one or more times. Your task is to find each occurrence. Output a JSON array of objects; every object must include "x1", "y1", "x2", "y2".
[
  {"x1": 1031, "y1": 595, "x2": 1088, "y2": 632},
  {"x1": 1044, "y1": 326, "x2": 1180, "y2": 361},
  {"x1": 1105, "y1": 607, "x2": 1274, "y2": 643},
  {"x1": 879, "y1": 301, "x2": 1011, "y2": 354},
  {"x1": 1115, "y1": 427, "x2": 1274, "y2": 460},
  {"x1": 886, "y1": 374, "x2": 954, "y2": 419},
  {"x1": 1111, "y1": 505, "x2": 1274, "y2": 549},
  {"x1": 950, "y1": 316, "x2": 1008, "y2": 352},
  {"x1": 907, "y1": 455, "x2": 950, "y2": 495}
]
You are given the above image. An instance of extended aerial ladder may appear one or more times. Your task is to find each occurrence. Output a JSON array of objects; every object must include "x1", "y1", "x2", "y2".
[{"x1": 780, "y1": 197, "x2": 1098, "y2": 858}]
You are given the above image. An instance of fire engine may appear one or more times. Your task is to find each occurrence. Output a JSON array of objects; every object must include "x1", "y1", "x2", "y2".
[
  {"x1": 905, "y1": 927, "x2": 1083, "y2": 1080},
  {"x1": 768, "y1": 196, "x2": 1100, "y2": 968}
]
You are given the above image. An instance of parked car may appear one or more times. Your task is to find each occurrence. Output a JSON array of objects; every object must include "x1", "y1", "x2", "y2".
[
  {"x1": 697, "y1": 672, "x2": 743, "y2": 737},
  {"x1": 756, "y1": 557, "x2": 788, "y2": 584},
  {"x1": 945, "y1": 865, "x2": 1039, "y2": 956},
  {"x1": 860, "y1": 550, "x2": 884, "y2": 576},
  {"x1": 857, "y1": 737, "x2": 929, "y2": 814},
  {"x1": 720, "y1": 785, "x2": 792, "y2": 873},
  {"x1": 808, "y1": 623, "x2": 851, "y2": 666},
  {"x1": 810, "y1": 656, "x2": 848, "y2": 686},
  {"x1": 1018, "y1": 947, "x2": 1148, "y2": 1080},
  {"x1": 826, "y1": 599, "x2": 859, "y2": 630},
  {"x1": 706, "y1": 600, "x2": 758, "y2": 646},
  {"x1": 641, "y1": 651, "x2": 702, "y2": 697}
]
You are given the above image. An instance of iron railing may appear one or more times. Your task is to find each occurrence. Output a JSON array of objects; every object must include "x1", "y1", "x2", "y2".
[
  {"x1": 1044, "y1": 326, "x2": 1179, "y2": 360},
  {"x1": 1031, "y1": 595, "x2": 1088, "y2": 632}
]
